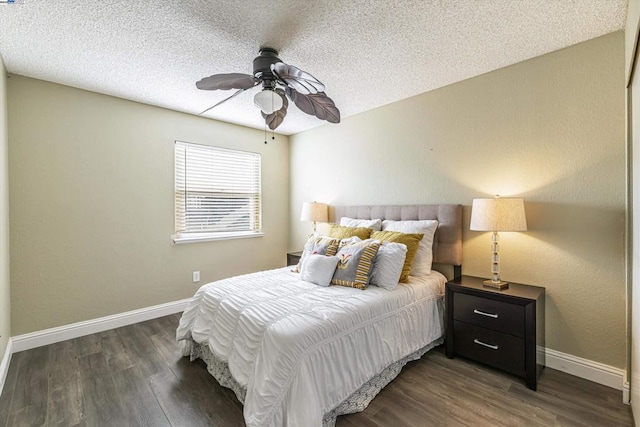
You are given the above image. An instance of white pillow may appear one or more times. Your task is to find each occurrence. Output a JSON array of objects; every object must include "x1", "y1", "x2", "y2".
[
  {"x1": 296, "y1": 235, "x2": 340, "y2": 272},
  {"x1": 339, "y1": 217, "x2": 382, "y2": 231},
  {"x1": 381, "y1": 220, "x2": 438, "y2": 276},
  {"x1": 370, "y1": 242, "x2": 407, "y2": 290},
  {"x1": 300, "y1": 254, "x2": 340, "y2": 287}
]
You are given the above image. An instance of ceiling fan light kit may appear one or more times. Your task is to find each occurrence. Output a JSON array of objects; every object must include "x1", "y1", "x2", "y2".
[
  {"x1": 196, "y1": 47, "x2": 340, "y2": 131},
  {"x1": 254, "y1": 89, "x2": 283, "y2": 115}
]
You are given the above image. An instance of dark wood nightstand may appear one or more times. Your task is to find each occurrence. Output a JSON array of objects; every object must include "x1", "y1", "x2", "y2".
[
  {"x1": 286, "y1": 251, "x2": 302, "y2": 267},
  {"x1": 445, "y1": 275, "x2": 545, "y2": 390}
]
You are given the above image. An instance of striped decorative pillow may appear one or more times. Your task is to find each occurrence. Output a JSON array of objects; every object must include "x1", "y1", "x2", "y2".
[
  {"x1": 331, "y1": 239, "x2": 380, "y2": 290},
  {"x1": 295, "y1": 235, "x2": 341, "y2": 272}
]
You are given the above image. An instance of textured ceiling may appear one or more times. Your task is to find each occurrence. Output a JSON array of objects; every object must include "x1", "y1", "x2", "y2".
[{"x1": 0, "y1": 0, "x2": 628, "y2": 135}]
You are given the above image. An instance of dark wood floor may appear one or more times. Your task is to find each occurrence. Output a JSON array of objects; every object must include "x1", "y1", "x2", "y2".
[{"x1": 0, "y1": 313, "x2": 633, "y2": 427}]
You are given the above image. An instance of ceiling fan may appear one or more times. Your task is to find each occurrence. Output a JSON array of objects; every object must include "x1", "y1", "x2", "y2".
[{"x1": 196, "y1": 47, "x2": 340, "y2": 131}]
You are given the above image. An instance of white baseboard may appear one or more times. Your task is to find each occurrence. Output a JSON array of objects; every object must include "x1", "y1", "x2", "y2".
[
  {"x1": 12, "y1": 299, "x2": 190, "y2": 353},
  {"x1": 0, "y1": 338, "x2": 13, "y2": 397},
  {"x1": 4, "y1": 301, "x2": 630, "y2": 405},
  {"x1": 539, "y1": 346, "x2": 627, "y2": 401}
]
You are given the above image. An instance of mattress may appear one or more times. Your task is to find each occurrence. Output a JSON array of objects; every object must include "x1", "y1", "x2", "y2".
[{"x1": 176, "y1": 267, "x2": 446, "y2": 427}]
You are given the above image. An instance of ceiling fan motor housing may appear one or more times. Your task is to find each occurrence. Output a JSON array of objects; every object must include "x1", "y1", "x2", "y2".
[{"x1": 253, "y1": 47, "x2": 280, "y2": 83}]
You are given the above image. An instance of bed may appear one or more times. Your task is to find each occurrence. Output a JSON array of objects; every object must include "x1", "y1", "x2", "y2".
[{"x1": 176, "y1": 204, "x2": 463, "y2": 427}]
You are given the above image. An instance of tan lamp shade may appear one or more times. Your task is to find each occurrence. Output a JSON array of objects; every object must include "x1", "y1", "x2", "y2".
[
  {"x1": 470, "y1": 197, "x2": 527, "y2": 232},
  {"x1": 300, "y1": 202, "x2": 328, "y2": 223}
]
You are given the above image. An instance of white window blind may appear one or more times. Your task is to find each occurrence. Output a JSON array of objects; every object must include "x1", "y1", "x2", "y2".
[{"x1": 173, "y1": 141, "x2": 262, "y2": 243}]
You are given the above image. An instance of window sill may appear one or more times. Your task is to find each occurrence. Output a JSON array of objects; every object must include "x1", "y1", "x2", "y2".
[{"x1": 172, "y1": 231, "x2": 264, "y2": 244}]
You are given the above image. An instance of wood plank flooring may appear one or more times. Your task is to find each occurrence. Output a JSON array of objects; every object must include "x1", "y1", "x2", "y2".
[{"x1": 0, "y1": 313, "x2": 633, "y2": 426}]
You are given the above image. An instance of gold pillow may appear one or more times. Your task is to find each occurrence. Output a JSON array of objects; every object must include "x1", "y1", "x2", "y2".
[
  {"x1": 328, "y1": 224, "x2": 372, "y2": 240},
  {"x1": 370, "y1": 230, "x2": 424, "y2": 282}
]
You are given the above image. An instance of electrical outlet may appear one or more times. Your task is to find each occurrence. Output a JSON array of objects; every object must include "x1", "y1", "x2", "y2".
[{"x1": 192, "y1": 271, "x2": 200, "y2": 283}]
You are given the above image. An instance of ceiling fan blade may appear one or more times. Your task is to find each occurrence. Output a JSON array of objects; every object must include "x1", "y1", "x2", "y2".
[
  {"x1": 196, "y1": 73, "x2": 256, "y2": 90},
  {"x1": 285, "y1": 77, "x2": 316, "y2": 96},
  {"x1": 271, "y1": 62, "x2": 325, "y2": 95},
  {"x1": 199, "y1": 86, "x2": 254, "y2": 115},
  {"x1": 286, "y1": 88, "x2": 340, "y2": 123},
  {"x1": 261, "y1": 88, "x2": 288, "y2": 130}
]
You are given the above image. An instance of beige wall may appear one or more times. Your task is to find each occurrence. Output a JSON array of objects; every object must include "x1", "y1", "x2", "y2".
[
  {"x1": 8, "y1": 77, "x2": 290, "y2": 335},
  {"x1": 626, "y1": 0, "x2": 640, "y2": 85},
  {"x1": 290, "y1": 32, "x2": 626, "y2": 368},
  {"x1": 627, "y1": 0, "x2": 640, "y2": 416},
  {"x1": 0, "y1": 56, "x2": 10, "y2": 364},
  {"x1": 630, "y1": 37, "x2": 640, "y2": 422}
]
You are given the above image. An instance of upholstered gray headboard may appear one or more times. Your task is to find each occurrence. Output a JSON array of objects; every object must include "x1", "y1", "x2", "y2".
[{"x1": 332, "y1": 204, "x2": 463, "y2": 270}]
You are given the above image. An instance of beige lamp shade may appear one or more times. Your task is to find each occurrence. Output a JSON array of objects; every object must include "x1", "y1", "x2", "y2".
[
  {"x1": 470, "y1": 197, "x2": 527, "y2": 232},
  {"x1": 300, "y1": 202, "x2": 328, "y2": 223}
]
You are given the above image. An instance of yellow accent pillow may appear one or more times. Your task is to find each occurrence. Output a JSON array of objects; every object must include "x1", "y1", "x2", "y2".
[
  {"x1": 328, "y1": 224, "x2": 372, "y2": 240},
  {"x1": 370, "y1": 230, "x2": 424, "y2": 282}
]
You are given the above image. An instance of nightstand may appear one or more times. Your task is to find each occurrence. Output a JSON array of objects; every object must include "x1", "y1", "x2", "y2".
[
  {"x1": 445, "y1": 275, "x2": 545, "y2": 390},
  {"x1": 286, "y1": 251, "x2": 302, "y2": 267}
]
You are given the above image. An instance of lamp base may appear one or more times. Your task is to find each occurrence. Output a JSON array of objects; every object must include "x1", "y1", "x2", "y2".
[{"x1": 483, "y1": 279, "x2": 509, "y2": 290}]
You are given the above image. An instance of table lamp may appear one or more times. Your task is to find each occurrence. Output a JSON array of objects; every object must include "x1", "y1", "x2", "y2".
[
  {"x1": 470, "y1": 196, "x2": 527, "y2": 289},
  {"x1": 300, "y1": 201, "x2": 328, "y2": 233}
]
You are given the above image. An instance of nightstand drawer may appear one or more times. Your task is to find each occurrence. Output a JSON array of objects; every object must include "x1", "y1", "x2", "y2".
[
  {"x1": 453, "y1": 293, "x2": 524, "y2": 337},
  {"x1": 453, "y1": 320, "x2": 525, "y2": 377},
  {"x1": 446, "y1": 276, "x2": 545, "y2": 390}
]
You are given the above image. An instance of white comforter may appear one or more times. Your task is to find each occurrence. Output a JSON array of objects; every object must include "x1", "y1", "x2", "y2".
[{"x1": 176, "y1": 267, "x2": 445, "y2": 427}]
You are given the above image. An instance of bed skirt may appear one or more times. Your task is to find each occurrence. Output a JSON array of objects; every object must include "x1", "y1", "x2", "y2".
[{"x1": 183, "y1": 336, "x2": 444, "y2": 426}]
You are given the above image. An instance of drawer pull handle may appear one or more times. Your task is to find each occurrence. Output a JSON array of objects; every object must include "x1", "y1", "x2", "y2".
[
  {"x1": 473, "y1": 309, "x2": 498, "y2": 318},
  {"x1": 474, "y1": 339, "x2": 499, "y2": 350}
]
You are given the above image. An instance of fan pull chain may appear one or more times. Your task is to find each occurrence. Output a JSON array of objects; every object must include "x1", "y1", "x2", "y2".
[{"x1": 264, "y1": 122, "x2": 267, "y2": 144}]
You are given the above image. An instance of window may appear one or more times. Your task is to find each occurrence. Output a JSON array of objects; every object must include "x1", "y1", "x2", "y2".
[{"x1": 173, "y1": 141, "x2": 262, "y2": 243}]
